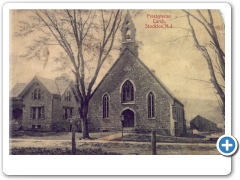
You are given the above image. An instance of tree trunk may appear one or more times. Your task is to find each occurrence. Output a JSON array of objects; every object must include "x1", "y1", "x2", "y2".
[{"x1": 79, "y1": 101, "x2": 90, "y2": 139}]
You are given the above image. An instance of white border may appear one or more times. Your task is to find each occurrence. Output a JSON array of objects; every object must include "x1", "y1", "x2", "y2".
[{"x1": 3, "y1": 3, "x2": 231, "y2": 175}]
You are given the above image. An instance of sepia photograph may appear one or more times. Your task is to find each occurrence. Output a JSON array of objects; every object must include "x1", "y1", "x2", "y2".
[{"x1": 9, "y1": 8, "x2": 225, "y2": 155}]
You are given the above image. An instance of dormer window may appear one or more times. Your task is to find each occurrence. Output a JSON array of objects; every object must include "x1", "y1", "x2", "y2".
[
  {"x1": 65, "y1": 91, "x2": 71, "y2": 101},
  {"x1": 31, "y1": 88, "x2": 42, "y2": 99}
]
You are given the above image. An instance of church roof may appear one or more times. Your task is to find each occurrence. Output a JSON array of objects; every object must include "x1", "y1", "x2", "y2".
[{"x1": 91, "y1": 47, "x2": 183, "y2": 106}]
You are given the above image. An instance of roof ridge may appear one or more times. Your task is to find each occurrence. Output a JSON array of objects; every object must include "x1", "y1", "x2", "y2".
[
  {"x1": 91, "y1": 48, "x2": 129, "y2": 96},
  {"x1": 34, "y1": 76, "x2": 53, "y2": 95}
]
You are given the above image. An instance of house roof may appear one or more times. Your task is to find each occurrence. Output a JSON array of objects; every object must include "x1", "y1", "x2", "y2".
[
  {"x1": 17, "y1": 75, "x2": 72, "y2": 97},
  {"x1": 10, "y1": 83, "x2": 28, "y2": 98},
  {"x1": 91, "y1": 47, "x2": 183, "y2": 106},
  {"x1": 37, "y1": 76, "x2": 60, "y2": 95},
  {"x1": 55, "y1": 77, "x2": 71, "y2": 95},
  {"x1": 190, "y1": 115, "x2": 218, "y2": 132}
]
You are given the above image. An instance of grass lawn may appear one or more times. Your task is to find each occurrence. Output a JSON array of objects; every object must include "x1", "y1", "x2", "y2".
[
  {"x1": 10, "y1": 131, "x2": 116, "y2": 140},
  {"x1": 10, "y1": 141, "x2": 219, "y2": 155},
  {"x1": 111, "y1": 133, "x2": 217, "y2": 144},
  {"x1": 76, "y1": 141, "x2": 219, "y2": 155}
]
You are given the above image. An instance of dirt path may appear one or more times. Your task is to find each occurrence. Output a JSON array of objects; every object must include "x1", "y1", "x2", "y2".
[{"x1": 97, "y1": 132, "x2": 128, "y2": 141}]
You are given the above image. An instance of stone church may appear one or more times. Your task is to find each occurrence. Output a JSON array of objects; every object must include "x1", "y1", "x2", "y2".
[{"x1": 88, "y1": 12, "x2": 186, "y2": 136}]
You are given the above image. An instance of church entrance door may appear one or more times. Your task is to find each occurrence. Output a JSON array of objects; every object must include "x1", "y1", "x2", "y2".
[{"x1": 121, "y1": 109, "x2": 134, "y2": 127}]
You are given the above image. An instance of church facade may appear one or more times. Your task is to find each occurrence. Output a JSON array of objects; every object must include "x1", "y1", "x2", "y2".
[{"x1": 88, "y1": 12, "x2": 186, "y2": 136}]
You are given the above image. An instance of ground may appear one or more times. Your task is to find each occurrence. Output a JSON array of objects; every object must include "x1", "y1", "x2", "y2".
[{"x1": 9, "y1": 131, "x2": 220, "y2": 155}]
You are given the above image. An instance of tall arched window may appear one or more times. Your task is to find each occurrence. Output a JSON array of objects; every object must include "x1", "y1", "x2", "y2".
[
  {"x1": 148, "y1": 92, "x2": 155, "y2": 118},
  {"x1": 103, "y1": 94, "x2": 109, "y2": 118},
  {"x1": 122, "y1": 80, "x2": 134, "y2": 103}
]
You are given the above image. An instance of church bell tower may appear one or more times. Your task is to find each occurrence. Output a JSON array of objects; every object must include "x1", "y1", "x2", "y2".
[{"x1": 121, "y1": 11, "x2": 138, "y2": 56}]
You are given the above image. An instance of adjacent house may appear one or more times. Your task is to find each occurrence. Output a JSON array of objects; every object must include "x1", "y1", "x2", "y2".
[{"x1": 10, "y1": 76, "x2": 80, "y2": 131}]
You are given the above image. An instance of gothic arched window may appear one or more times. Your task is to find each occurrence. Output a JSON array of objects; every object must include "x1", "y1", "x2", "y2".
[
  {"x1": 122, "y1": 80, "x2": 134, "y2": 103},
  {"x1": 148, "y1": 92, "x2": 155, "y2": 118},
  {"x1": 103, "y1": 94, "x2": 109, "y2": 118}
]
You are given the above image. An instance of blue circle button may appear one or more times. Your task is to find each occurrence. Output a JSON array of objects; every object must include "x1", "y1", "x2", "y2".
[{"x1": 217, "y1": 135, "x2": 238, "y2": 156}]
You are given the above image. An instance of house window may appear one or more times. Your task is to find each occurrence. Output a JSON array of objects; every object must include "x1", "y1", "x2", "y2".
[
  {"x1": 103, "y1": 94, "x2": 109, "y2": 118},
  {"x1": 32, "y1": 88, "x2": 42, "y2": 99},
  {"x1": 63, "y1": 107, "x2": 73, "y2": 119},
  {"x1": 148, "y1": 92, "x2": 155, "y2": 118},
  {"x1": 65, "y1": 91, "x2": 71, "y2": 101},
  {"x1": 122, "y1": 80, "x2": 134, "y2": 103},
  {"x1": 30, "y1": 107, "x2": 45, "y2": 119}
]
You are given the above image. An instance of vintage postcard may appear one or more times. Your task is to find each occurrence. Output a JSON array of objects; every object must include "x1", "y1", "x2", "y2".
[{"x1": 3, "y1": 2, "x2": 232, "y2": 175}]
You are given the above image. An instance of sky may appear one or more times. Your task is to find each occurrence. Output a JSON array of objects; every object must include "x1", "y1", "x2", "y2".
[{"x1": 9, "y1": 9, "x2": 225, "y2": 126}]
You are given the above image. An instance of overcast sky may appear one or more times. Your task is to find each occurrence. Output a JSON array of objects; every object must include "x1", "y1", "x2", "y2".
[{"x1": 9, "y1": 9, "x2": 225, "y2": 126}]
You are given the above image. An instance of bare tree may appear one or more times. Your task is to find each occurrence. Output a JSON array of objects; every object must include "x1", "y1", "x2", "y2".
[
  {"x1": 16, "y1": 10, "x2": 122, "y2": 138},
  {"x1": 182, "y1": 10, "x2": 225, "y2": 118}
]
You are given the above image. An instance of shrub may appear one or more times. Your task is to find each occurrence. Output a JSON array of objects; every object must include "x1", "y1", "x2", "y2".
[
  {"x1": 135, "y1": 129, "x2": 151, "y2": 134},
  {"x1": 51, "y1": 120, "x2": 70, "y2": 132}
]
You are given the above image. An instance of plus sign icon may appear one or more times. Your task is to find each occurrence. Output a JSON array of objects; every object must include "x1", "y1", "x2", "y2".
[{"x1": 217, "y1": 135, "x2": 238, "y2": 156}]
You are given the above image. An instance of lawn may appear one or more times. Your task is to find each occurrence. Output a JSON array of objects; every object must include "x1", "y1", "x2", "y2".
[
  {"x1": 111, "y1": 133, "x2": 217, "y2": 144},
  {"x1": 10, "y1": 131, "x2": 116, "y2": 140},
  {"x1": 10, "y1": 141, "x2": 219, "y2": 155},
  {"x1": 9, "y1": 131, "x2": 220, "y2": 155}
]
